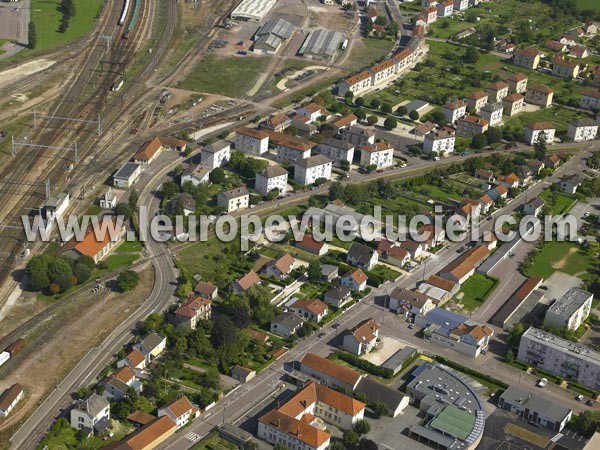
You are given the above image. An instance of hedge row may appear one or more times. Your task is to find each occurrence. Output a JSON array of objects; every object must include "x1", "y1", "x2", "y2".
[
  {"x1": 333, "y1": 351, "x2": 394, "y2": 379},
  {"x1": 434, "y1": 356, "x2": 509, "y2": 389}
]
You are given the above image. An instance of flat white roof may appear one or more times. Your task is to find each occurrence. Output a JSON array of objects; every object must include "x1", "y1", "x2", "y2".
[{"x1": 231, "y1": 0, "x2": 277, "y2": 21}]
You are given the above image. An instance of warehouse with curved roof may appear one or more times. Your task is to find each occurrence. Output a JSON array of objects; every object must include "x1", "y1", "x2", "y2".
[{"x1": 231, "y1": 0, "x2": 277, "y2": 22}]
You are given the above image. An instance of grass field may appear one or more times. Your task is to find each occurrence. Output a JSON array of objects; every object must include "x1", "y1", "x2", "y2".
[
  {"x1": 523, "y1": 241, "x2": 595, "y2": 279},
  {"x1": 505, "y1": 106, "x2": 591, "y2": 135},
  {"x1": 103, "y1": 253, "x2": 139, "y2": 270},
  {"x1": 191, "y1": 431, "x2": 238, "y2": 450},
  {"x1": 341, "y1": 38, "x2": 395, "y2": 71},
  {"x1": 114, "y1": 240, "x2": 142, "y2": 253},
  {"x1": 30, "y1": 0, "x2": 103, "y2": 52},
  {"x1": 576, "y1": 0, "x2": 600, "y2": 11},
  {"x1": 177, "y1": 55, "x2": 269, "y2": 98},
  {"x1": 457, "y1": 274, "x2": 498, "y2": 311},
  {"x1": 539, "y1": 189, "x2": 577, "y2": 215}
]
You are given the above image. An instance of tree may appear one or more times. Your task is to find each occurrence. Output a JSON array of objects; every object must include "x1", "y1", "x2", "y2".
[
  {"x1": 464, "y1": 47, "x2": 480, "y2": 64},
  {"x1": 274, "y1": 444, "x2": 290, "y2": 450},
  {"x1": 47, "y1": 258, "x2": 73, "y2": 292},
  {"x1": 353, "y1": 419, "x2": 371, "y2": 435},
  {"x1": 396, "y1": 105, "x2": 408, "y2": 116},
  {"x1": 534, "y1": 131, "x2": 547, "y2": 161},
  {"x1": 343, "y1": 429, "x2": 360, "y2": 447},
  {"x1": 485, "y1": 127, "x2": 503, "y2": 145},
  {"x1": 370, "y1": 98, "x2": 380, "y2": 109},
  {"x1": 117, "y1": 270, "x2": 140, "y2": 292},
  {"x1": 355, "y1": 97, "x2": 365, "y2": 107},
  {"x1": 340, "y1": 160, "x2": 350, "y2": 171},
  {"x1": 329, "y1": 443, "x2": 346, "y2": 450},
  {"x1": 307, "y1": 259, "x2": 322, "y2": 282},
  {"x1": 162, "y1": 180, "x2": 179, "y2": 200},
  {"x1": 383, "y1": 117, "x2": 397, "y2": 130},
  {"x1": 471, "y1": 133, "x2": 488, "y2": 149},
  {"x1": 366, "y1": 115, "x2": 378, "y2": 126},
  {"x1": 128, "y1": 189, "x2": 139, "y2": 210},
  {"x1": 73, "y1": 263, "x2": 91, "y2": 284},
  {"x1": 115, "y1": 203, "x2": 133, "y2": 221},
  {"x1": 209, "y1": 167, "x2": 226, "y2": 184},
  {"x1": 359, "y1": 438, "x2": 379, "y2": 450},
  {"x1": 329, "y1": 181, "x2": 346, "y2": 201},
  {"x1": 408, "y1": 110, "x2": 419, "y2": 120},
  {"x1": 344, "y1": 91, "x2": 354, "y2": 104},
  {"x1": 371, "y1": 401, "x2": 389, "y2": 417},
  {"x1": 77, "y1": 255, "x2": 96, "y2": 271},
  {"x1": 374, "y1": 16, "x2": 387, "y2": 26},
  {"x1": 381, "y1": 102, "x2": 392, "y2": 114},
  {"x1": 61, "y1": 0, "x2": 76, "y2": 17},
  {"x1": 354, "y1": 108, "x2": 366, "y2": 121},
  {"x1": 26, "y1": 255, "x2": 51, "y2": 291},
  {"x1": 28, "y1": 21, "x2": 37, "y2": 49}
]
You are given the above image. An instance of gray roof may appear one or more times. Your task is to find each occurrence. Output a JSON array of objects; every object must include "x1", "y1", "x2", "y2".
[
  {"x1": 405, "y1": 100, "x2": 429, "y2": 113},
  {"x1": 259, "y1": 165, "x2": 288, "y2": 179},
  {"x1": 254, "y1": 33, "x2": 282, "y2": 51},
  {"x1": 324, "y1": 285, "x2": 351, "y2": 301},
  {"x1": 272, "y1": 311, "x2": 304, "y2": 329},
  {"x1": 342, "y1": 125, "x2": 375, "y2": 138},
  {"x1": 106, "y1": 377, "x2": 130, "y2": 394},
  {"x1": 302, "y1": 29, "x2": 344, "y2": 58},
  {"x1": 500, "y1": 385, "x2": 572, "y2": 423},
  {"x1": 321, "y1": 138, "x2": 354, "y2": 151},
  {"x1": 356, "y1": 377, "x2": 407, "y2": 412},
  {"x1": 77, "y1": 393, "x2": 109, "y2": 418},
  {"x1": 94, "y1": 417, "x2": 111, "y2": 434},
  {"x1": 547, "y1": 287, "x2": 593, "y2": 319},
  {"x1": 141, "y1": 332, "x2": 165, "y2": 351},
  {"x1": 203, "y1": 140, "x2": 230, "y2": 154},
  {"x1": 219, "y1": 187, "x2": 249, "y2": 200},
  {"x1": 231, "y1": 365, "x2": 255, "y2": 378},
  {"x1": 525, "y1": 197, "x2": 545, "y2": 208},
  {"x1": 45, "y1": 192, "x2": 69, "y2": 209},
  {"x1": 114, "y1": 162, "x2": 140, "y2": 180},
  {"x1": 407, "y1": 36, "x2": 423, "y2": 51},
  {"x1": 295, "y1": 154, "x2": 332, "y2": 169},
  {"x1": 381, "y1": 346, "x2": 418, "y2": 373},
  {"x1": 521, "y1": 327, "x2": 600, "y2": 366},
  {"x1": 570, "y1": 118, "x2": 597, "y2": 127},
  {"x1": 481, "y1": 102, "x2": 503, "y2": 113},
  {"x1": 321, "y1": 264, "x2": 339, "y2": 277},
  {"x1": 256, "y1": 18, "x2": 295, "y2": 40}
]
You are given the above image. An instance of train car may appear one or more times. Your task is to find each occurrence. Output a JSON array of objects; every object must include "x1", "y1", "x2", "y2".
[
  {"x1": 0, "y1": 351, "x2": 9, "y2": 368},
  {"x1": 5, "y1": 338, "x2": 25, "y2": 356},
  {"x1": 119, "y1": 0, "x2": 130, "y2": 26},
  {"x1": 111, "y1": 79, "x2": 124, "y2": 92},
  {"x1": 341, "y1": 39, "x2": 348, "y2": 51}
]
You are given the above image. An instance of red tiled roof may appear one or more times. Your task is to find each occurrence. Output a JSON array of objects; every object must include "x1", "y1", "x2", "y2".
[{"x1": 301, "y1": 353, "x2": 362, "y2": 387}]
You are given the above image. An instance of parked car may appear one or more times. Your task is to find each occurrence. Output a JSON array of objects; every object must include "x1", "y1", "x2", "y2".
[
  {"x1": 576, "y1": 395, "x2": 584, "y2": 401},
  {"x1": 332, "y1": 323, "x2": 340, "y2": 329},
  {"x1": 587, "y1": 399, "x2": 595, "y2": 406},
  {"x1": 318, "y1": 332, "x2": 326, "y2": 339},
  {"x1": 537, "y1": 378, "x2": 548, "y2": 388},
  {"x1": 408, "y1": 323, "x2": 415, "y2": 329}
]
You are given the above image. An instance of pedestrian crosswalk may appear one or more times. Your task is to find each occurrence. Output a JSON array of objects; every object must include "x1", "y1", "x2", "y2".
[
  {"x1": 185, "y1": 432, "x2": 202, "y2": 443},
  {"x1": 550, "y1": 433, "x2": 563, "y2": 443}
]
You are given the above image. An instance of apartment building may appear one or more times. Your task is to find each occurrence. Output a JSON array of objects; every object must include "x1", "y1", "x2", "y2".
[
  {"x1": 359, "y1": 141, "x2": 394, "y2": 169},
  {"x1": 525, "y1": 84, "x2": 554, "y2": 107},
  {"x1": 456, "y1": 115, "x2": 489, "y2": 138},
  {"x1": 276, "y1": 137, "x2": 314, "y2": 163},
  {"x1": 423, "y1": 129, "x2": 456, "y2": 155},
  {"x1": 217, "y1": 187, "x2": 250, "y2": 212},
  {"x1": 544, "y1": 288, "x2": 593, "y2": 331},
  {"x1": 524, "y1": 122, "x2": 556, "y2": 145},
  {"x1": 235, "y1": 127, "x2": 269, "y2": 155},
  {"x1": 294, "y1": 155, "x2": 333, "y2": 185},
  {"x1": 507, "y1": 72, "x2": 528, "y2": 94},
  {"x1": 502, "y1": 93, "x2": 525, "y2": 116},
  {"x1": 319, "y1": 138, "x2": 355, "y2": 164},
  {"x1": 443, "y1": 99, "x2": 467, "y2": 124},
  {"x1": 480, "y1": 102, "x2": 504, "y2": 126},
  {"x1": 466, "y1": 91, "x2": 488, "y2": 113},
  {"x1": 567, "y1": 118, "x2": 598, "y2": 142},
  {"x1": 255, "y1": 164, "x2": 288, "y2": 196},
  {"x1": 201, "y1": 140, "x2": 231, "y2": 169},
  {"x1": 488, "y1": 81, "x2": 509, "y2": 102}
]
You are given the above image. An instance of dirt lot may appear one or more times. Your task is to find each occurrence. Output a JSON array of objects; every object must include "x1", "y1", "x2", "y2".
[{"x1": 0, "y1": 267, "x2": 153, "y2": 431}]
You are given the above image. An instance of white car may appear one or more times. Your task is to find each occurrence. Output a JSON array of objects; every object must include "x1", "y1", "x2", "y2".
[{"x1": 537, "y1": 378, "x2": 548, "y2": 388}]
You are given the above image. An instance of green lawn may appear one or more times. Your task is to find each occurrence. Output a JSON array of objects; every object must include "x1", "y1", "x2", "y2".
[
  {"x1": 37, "y1": 419, "x2": 133, "y2": 450},
  {"x1": 115, "y1": 240, "x2": 142, "y2": 253},
  {"x1": 576, "y1": 0, "x2": 600, "y2": 11},
  {"x1": 457, "y1": 274, "x2": 498, "y2": 312},
  {"x1": 341, "y1": 38, "x2": 395, "y2": 71},
  {"x1": 177, "y1": 55, "x2": 269, "y2": 98},
  {"x1": 103, "y1": 253, "x2": 139, "y2": 270},
  {"x1": 191, "y1": 431, "x2": 237, "y2": 450},
  {"x1": 505, "y1": 106, "x2": 592, "y2": 135},
  {"x1": 522, "y1": 241, "x2": 595, "y2": 279},
  {"x1": 30, "y1": 0, "x2": 103, "y2": 52},
  {"x1": 539, "y1": 189, "x2": 577, "y2": 215}
]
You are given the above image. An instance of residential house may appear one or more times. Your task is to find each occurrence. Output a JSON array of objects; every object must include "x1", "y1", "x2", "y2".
[
  {"x1": 437, "y1": 0, "x2": 454, "y2": 17},
  {"x1": 295, "y1": 103, "x2": 327, "y2": 123},
  {"x1": 99, "y1": 189, "x2": 117, "y2": 209},
  {"x1": 166, "y1": 192, "x2": 196, "y2": 216},
  {"x1": 270, "y1": 312, "x2": 304, "y2": 337},
  {"x1": 466, "y1": 91, "x2": 488, "y2": 113},
  {"x1": 443, "y1": 99, "x2": 467, "y2": 124},
  {"x1": 570, "y1": 45, "x2": 589, "y2": 59},
  {"x1": 289, "y1": 298, "x2": 329, "y2": 322},
  {"x1": 439, "y1": 244, "x2": 489, "y2": 284},
  {"x1": 265, "y1": 253, "x2": 296, "y2": 280},
  {"x1": 0, "y1": 384, "x2": 24, "y2": 417},
  {"x1": 545, "y1": 40, "x2": 567, "y2": 53},
  {"x1": 330, "y1": 114, "x2": 358, "y2": 133},
  {"x1": 457, "y1": 115, "x2": 489, "y2": 138},
  {"x1": 59, "y1": 216, "x2": 125, "y2": 264},
  {"x1": 474, "y1": 169, "x2": 495, "y2": 183},
  {"x1": 559, "y1": 174, "x2": 582, "y2": 194},
  {"x1": 552, "y1": 55, "x2": 580, "y2": 79},
  {"x1": 418, "y1": 223, "x2": 446, "y2": 247},
  {"x1": 399, "y1": 239, "x2": 424, "y2": 260},
  {"x1": 300, "y1": 353, "x2": 363, "y2": 391},
  {"x1": 173, "y1": 297, "x2": 212, "y2": 329},
  {"x1": 488, "y1": 184, "x2": 508, "y2": 201},
  {"x1": 360, "y1": 141, "x2": 394, "y2": 170},
  {"x1": 321, "y1": 264, "x2": 339, "y2": 283},
  {"x1": 158, "y1": 396, "x2": 199, "y2": 430},
  {"x1": 419, "y1": 275, "x2": 460, "y2": 301},
  {"x1": 343, "y1": 319, "x2": 380, "y2": 355},
  {"x1": 115, "y1": 416, "x2": 176, "y2": 449},
  {"x1": 132, "y1": 136, "x2": 186, "y2": 164},
  {"x1": 421, "y1": 6, "x2": 438, "y2": 24},
  {"x1": 525, "y1": 84, "x2": 554, "y2": 107},
  {"x1": 413, "y1": 121, "x2": 437, "y2": 137},
  {"x1": 580, "y1": 88, "x2": 600, "y2": 110},
  {"x1": 377, "y1": 239, "x2": 411, "y2": 267},
  {"x1": 217, "y1": 187, "x2": 249, "y2": 212},
  {"x1": 194, "y1": 281, "x2": 218, "y2": 300},
  {"x1": 458, "y1": 197, "x2": 482, "y2": 226},
  {"x1": 341, "y1": 268, "x2": 368, "y2": 292},
  {"x1": 479, "y1": 194, "x2": 495, "y2": 214},
  {"x1": 294, "y1": 154, "x2": 333, "y2": 185},
  {"x1": 293, "y1": 118, "x2": 319, "y2": 138},
  {"x1": 201, "y1": 140, "x2": 231, "y2": 169},
  {"x1": 558, "y1": 34, "x2": 577, "y2": 47},
  {"x1": 135, "y1": 333, "x2": 167, "y2": 363},
  {"x1": 247, "y1": 329, "x2": 270, "y2": 345},
  {"x1": 453, "y1": 0, "x2": 468, "y2": 11},
  {"x1": 529, "y1": 159, "x2": 545, "y2": 175},
  {"x1": 232, "y1": 270, "x2": 261, "y2": 293},
  {"x1": 507, "y1": 73, "x2": 528, "y2": 94},
  {"x1": 235, "y1": 127, "x2": 269, "y2": 155},
  {"x1": 255, "y1": 164, "x2": 288, "y2": 196},
  {"x1": 514, "y1": 47, "x2": 542, "y2": 70},
  {"x1": 545, "y1": 154, "x2": 561, "y2": 169},
  {"x1": 70, "y1": 393, "x2": 110, "y2": 434},
  {"x1": 503, "y1": 93, "x2": 525, "y2": 116},
  {"x1": 517, "y1": 165, "x2": 534, "y2": 185},
  {"x1": 480, "y1": 102, "x2": 504, "y2": 127},
  {"x1": 570, "y1": 27, "x2": 585, "y2": 38},
  {"x1": 524, "y1": 122, "x2": 556, "y2": 145},
  {"x1": 389, "y1": 288, "x2": 436, "y2": 316},
  {"x1": 347, "y1": 242, "x2": 378, "y2": 270},
  {"x1": 117, "y1": 349, "x2": 146, "y2": 374},
  {"x1": 104, "y1": 367, "x2": 142, "y2": 400},
  {"x1": 276, "y1": 136, "x2": 314, "y2": 163},
  {"x1": 341, "y1": 126, "x2": 376, "y2": 147},
  {"x1": 231, "y1": 365, "x2": 256, "y2": 383},
  {"x1": 319, "y1": 138, "x2": 355, "y2": 165},
  {"x1": 523, "y1": 198, "x2": 545, "y2": 216},
  {"x1": 295, "y1": 234, "x2": 329, "y2": 256},
  {"x1": 324, "y1": 285, "x2": 352, "y2": 308},
  {"x1": 584, "y1": 22, "x2": 598, "y2": 34},
  {"x1": 113, "y1": 162, "x2": 141, "y2": 188},
  {"x1": 567, "y1": 118, "x2": 598, "y2": 142},
  {"x1": 263, "y1": 113, "x2": 292, "y2": 132},
  {"x1": 423, "y1": 129, "x2": 456, "y2": 155},
  {"x1": 497, "y1": 173, "x2": 520, "y2": 189},
  {"x1": 180, "y1": 164, "x2": 210, "y2": 186},
  {"x1": 488, "y1": 81, "x2": 509, "y2": 102}
]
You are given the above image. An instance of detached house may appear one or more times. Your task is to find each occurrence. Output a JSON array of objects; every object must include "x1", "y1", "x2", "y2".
[
  {"x1": 360, "y1": 141, "x2": 394, "y2": 170},
  {"x1": 570, "y1": 45, "x2": 589, "y2": 59},
  {"x1": 294, "y1": 154, "x2": 333, "y2": 185},
  {"x1": 525, "y1": 84, "x2": 554, "y2": 107},
  {"x1": 265, "y1": 253, "x2": 296, "y2": 280},
  {"x1": 270, "y1": 312, "x2": 304, "y2": 337},
  {"x1": 488, "y1": 82, "x2": 509, "y2": 102},
  {"x1": 117, "y1": 349, "x2": 146, "y2": 374},
  {"x1": 289, "y1": 298, "x2": 329, "y2": 322},
  {"x1": 180, "y1": 164, "x2": 210, "y2": 186},
  {"x1": 324, "y1": 285, "x2": 352, "y2": 308},
  {"x1": 545, "y1": 40, "x2": 567, "y2": 53},
  {"x1": 343, "y1": 319, "x2": 380, "y2": 355},
  {"x1": 217, "y1": 187, "x2": 249, "y2": 212},
  {"x1": 194, "y1": 281, "x2": 218, "y2": 300},
  {"x1": 174, "y1": 297, "x2": 212, "y2": 329},
  {"x1": 263, "y1": 113, "x2": 292, "y2": 132},
  {"x1": 478, "y1": 194, "x2": 495, "y2": 214},
  {"x1": 231, "y1": 365, "x2": 256, "y2": 383},
  {"x1": 443, "y1": 99, "x2": 467, "y2": 124},
  {"x1": 104, "y1": 367, "x2": 142, "y2": 400},
  {"x1": 59, "y1": 216, "x2": 125, "y2": 264},
  {"x1": 347, "y1": 242, "x2": 378, "y2": 270},
  {"x1": 475, "y1": 169, "x2": 495, "y2": 183},
  {"x1": 377, "y1": 239, "x2": 411, "y2": 266},
  {"x1": 507, "y1": 73, "x2": 528, "y2": 94},
  {"x1": 232, "y1": 270, "x2": 261, "y2": 293},
  {"x1": 235, "y1": 127, "x2": 269, "y2": 155},
  {"x1": 480, "y1": 102, "x2": 504, "y2": 127},
  {"x1": 502, "y1": 93, "x2": 525, "y2": 116},
  {"x1": 488, "y1": 184, "x2": 508, "y2": 201},
  {"x1": 523, "y1": 198, "x2": 545, "y2": 216},
  {"x1": 514, "y1": 47, "x2": 542, "y2": 70},
  {"x1": 330, "y1": 114, "x2": 357, "y2": 133},
  {"x1": 524, "y1": 122, "x2": 556, "y2": 145},
  {"x1": 201, "y1": 140, "x2": 231, "y2": 169},
  {"x1": 567, "y1": 118, "x2": 598, "y2": 142},
  {"x1": 296, "y1": 234, "x2": 329, "y2": 256},
  {"x1": 341, "y1": 269, "x2": 368, "y2": 292},
  {"x1": 545, "y1": 154, "x2": 561, "y2": 168},
  {"x1": 135, "y1": 333, "x2": 167, "y2": 363},
  {"x1": 389, "y1": 288, "x2": 436, "y2": 316},
  {"x1": 560, "y1": 174, "x2": 582, "y2": 194},
  {"x1": 70, "y1": 393, "x2": 110, "y2": 434},
  {"x1": 466, "y1": 91, "x2": 488, "y2": 113},
  {"x1": 296, "y1": 103, "x2": 327, "y2": 123},
  {"x1": 158, "y1": 396, "x2": 199, "y2": 430},
  {"x1": 255, "y1": 164, "x2": 288, "y2": 196},
  {"x1": 457, "y1": 115, "x2": 489, "y2": 138},
  {"x1": 497, "y1": 173, "x2": 520, "y2": 189}
]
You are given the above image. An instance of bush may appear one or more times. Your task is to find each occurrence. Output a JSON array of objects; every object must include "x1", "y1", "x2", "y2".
[
  {"x1": 408, "y1": 110, "x2": 419, "y2": 120},
  {"x1": 370, "y1": 98, "x2": 380, "y2": 109},
  {"x1": 334, "y1": 351, "x2": 394, "y2": 378},
  {"x1": 117, "y1": 270, "x2": 140, "y2": 292},
  {"x1": 366, "y1": 116, "x2": 378, "y2": 126},
  {"x1": 383, "y1": 117, "x2": 397, "y2": 130},
  {"x1": 381, "y1": 102, "x2": 392, "y2": 114},
  {"x1": 355, "y1": 97, "x2": 365, "y2": 107},
  {"x1": 396, "y1": 105, "x2": 408, "y2": 116},
  {"x1": 353, "y1": 419, "x2": 371, "y2": 435}
]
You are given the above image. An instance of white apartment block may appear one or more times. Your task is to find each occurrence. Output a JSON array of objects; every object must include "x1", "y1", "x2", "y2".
[
  {"x1": 544, "y1": 288, "x2": 593, "y2": 331},
  {"x1": 217, "y1": 187, "x2": 250, "y2": 212},
  {"x1": 319, "y1": 138, "x2": 355, "y2": 164},
  {"x1": 337, "y1": 70, "x2": 372, "y2": 97},
  {"x1": 567, "y1": 119, "x2": 598, "y2": 142},
  {"x1": 255, "y1": 165, "x2": 288, "y2": 196},
  {"x1": 480, "y1": 102, "x2": 504, "y2": 126},
  {"x1": 235, "y1": 127, "x2": 269, "y2": 155},
  {"x1": 423, "y1": 130, "x2": 456, "y2": 155},
  {"x1": 437, "y1": 0, "x2": 454, "y2": 17},
  {"x1": 276, "y1": 139, "x2": 313, "y2": 163},
  {"x1": 524, "y1": 123, "x2": 556, "y2": 145},
  {"x1": 443, "y1": 100, "x2": 467, "y2": 124},
  {"x1": 294, "y1": 155, "x2": 333, "y2": 185},
  {"x1": 580, "y1": 89, "x2": 600, "y2": 110},
  {"x1": 201, "y1": 140, "x2": 231, "y2": 169},
  {"x1": 466, "y1": 91, "x2": 489, "y2": 113},
  {"x1": 360, "y1": 141, "x2": 394, "y2": 169},
  {"x1": 371, "y1": 59, "x2": 396, "y2": 85},
  {"x1": 453, "y1": 0, "x2": 469, "y2": 10},
  {"x1": 488, "y1": 82, "x2": 509, "y2": 102}
]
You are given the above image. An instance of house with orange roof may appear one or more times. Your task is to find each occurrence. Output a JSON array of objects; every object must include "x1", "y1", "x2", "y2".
[
  {"x1": 341, "y1": 268, "x2": 368, "y2": 292},
  {"x1": 507, "y1": 72, "x2": 528, "y2": 94},
  {"x1": 295, "y1": 234, "x2": 329, "y2": 256},
  {"x1": 300, "y1": 353, "x2": 364, "y2": 391},
  {"x1": 289, "y1": 298, "x2": 329, "y2": 323},
  {"x1": 59, "y1": 216, "x2": 126, "y2": 264},
  {"x1": 330, "y1": 114, "x2": 358, "y2": 133},
  {"x1": 112, "y1": 415, "x2": 176, "y2": 449},
  {"x1": 234, "y1": 127, "x2": 269, "y2": 155},
  {"x1": 466, "y1": 91, "x2": 488, "y2": 113},
  {"x1": 232, "y1": 270, "x2": 261, "y2": 293},
  {"x1": 265, "y1": 253, "x2": 296, "y2": 280},
  {"x1": 545, "y1": 154, "x2": 561, "y2": 169},
  {"x1": 342, "y1": 319, "x2": 380, "y2": 355},
  {"x1": 488, "y1": 183, "x2": 508, "y2": 201},
  {"x1": 262, "y1": 113, "x2": 292, "y2": 132},
  {"x1": 117, "y1": 349, "x2": 146, "y2": 374},
  {"x1": 525, "y1": 83, "x2": 554, "y2": 107},
  {"x1": 158, "y1": 396, "x2": 199, "y2": 430},
  {"x1": 173, "y1": 297, "x2": 212, "y2": 329},
  {"x1": 487, "y1": 81, "x2": 509, "y2": 102},
  {"x1": 193, "y1": 281, "x2": 218, "y2": 300},
  {"x1": 502, "y1": 92, "x2": 525, "y2": 116},
  {"x1": 421, "y1": 6, "x2": 437, "y2": 24},
  {"x1": 337, "y1": 70, "x2": 372, "y2": 97},
  {"x1": 545, "y1": 40, "x2": 567, "y2": 53},
  {"x1": 443, "y1": 99, "x2": 467, "y2": 124},
  {"x1": 439, "y1": 244, "x2": 490, "y2": 285},
  {"x1": 296, "y1": 103, "x2": 328, "y2": 123},
  {"x1": 497, "y1": 173, "x2": 520, "y2": 189},
  {"x1": 132, "y1": 136, "x2": 187, "y2": 165},
  {"x1": 360, "y1": 140, "x2": 394, "y2": 170},
  {"x1": 457, "y1": 197, "x2": 482, "y2": 225},
  {"x1": 479, "y1": 194, "x2": 495, "y2": 215},
  {"x1": 104, "y1": 366, "x2": 142, "y2": 400}
]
